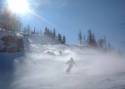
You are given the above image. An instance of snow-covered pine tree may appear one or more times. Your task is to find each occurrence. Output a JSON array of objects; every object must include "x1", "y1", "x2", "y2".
[
  {"x1": 87, "y1": 29, "x2": 97, "y2": 47},
  {"x1": 53, "y1": 28, "x2": 56, "y2": 39},
  {"x1": 78, "y1": 30, "x2": 83, "y2": 46},
  {"x1": 62, "y1": 35, "x2": 66, "y2": 44},
  {"x1": 58, "y1": 33, "x2": 62, "y2": 43}
]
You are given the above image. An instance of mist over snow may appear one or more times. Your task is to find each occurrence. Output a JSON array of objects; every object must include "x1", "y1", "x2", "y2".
[
  {"x1": 0, "y1": 32, "x2": 125, "y2": 89},
  {"x1": 0, "y1": 0, "x2": 125, "y2": 88},
  {"x1": 1, "y1": 42, "x2": 124, "y2": 89}
]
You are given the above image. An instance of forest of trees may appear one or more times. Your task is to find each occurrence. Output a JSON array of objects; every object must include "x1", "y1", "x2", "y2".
[
  {"x1": 17, "y1": 25, "x2": 67, "y2": 45},
  {"x1": 43, "y1": 27, "x2": 66, "y2": 44},
  {"x1": 0, "y1": 9, "x2": 24, "y2": 52},
  {"x1": 0, "y1": 8, "x2": 112, "y2": 53},
  {"x1": 78, "y1": 29, "x2": 112, "y2": 50}
]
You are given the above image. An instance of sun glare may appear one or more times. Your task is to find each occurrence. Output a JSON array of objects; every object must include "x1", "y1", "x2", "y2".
[{"x1": 6, "y1": 0, "x2": 31, "y2": 15}]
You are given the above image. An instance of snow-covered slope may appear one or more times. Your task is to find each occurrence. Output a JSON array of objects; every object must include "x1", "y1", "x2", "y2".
[{"x1": 0, "y1": 35, "x2": 125, "y2": 89}]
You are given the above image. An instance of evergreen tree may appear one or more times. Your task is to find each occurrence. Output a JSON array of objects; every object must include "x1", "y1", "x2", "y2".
[
  {"x1": 107, "y1": 42, "x2": 112, "y2": 49},
  {"x1": 53, "y1": 28, "x2": 56, "y2": 38},
  {"x1": 62, "y1": 35, "x2": 66, "y2": 44},
  {"x1": 78, "y1": 30, "x2": 83, "y2": 45},
  {"x1": 33, "y1": 27, "x2": 36, "y2": 33},
  {"x1": 87, "y1": 29, "x2": 97, "y2": 47},
  {"x1": 58, "y1": 33, "x2": 62, "y2": 43},
  {"x1": 44, "y1": 27, "x2": 49, "y2": 35},
  {"x1": 49, "y1": 30, "x2": 53, "y2": 37},
  {"x1": 98, "y1": 37, "x2": 106, "y2": 49}
]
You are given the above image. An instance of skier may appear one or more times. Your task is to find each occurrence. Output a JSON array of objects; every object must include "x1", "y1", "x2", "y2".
[
  {"x1": 59, "y1": 50, "x2": 62, "y2": 55},
  {"x1": 66, "y1": 57, "x2": 75, "y2": 73}
]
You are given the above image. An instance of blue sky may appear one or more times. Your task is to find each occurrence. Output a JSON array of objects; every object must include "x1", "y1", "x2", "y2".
[{"x1": 0, "y1": 0, "x2": 125, "y2": 50}]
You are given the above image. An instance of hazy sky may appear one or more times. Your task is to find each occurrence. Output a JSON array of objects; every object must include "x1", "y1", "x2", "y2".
[{"x1": 0, "y1": 0, "x2": 125, "y2": 50}]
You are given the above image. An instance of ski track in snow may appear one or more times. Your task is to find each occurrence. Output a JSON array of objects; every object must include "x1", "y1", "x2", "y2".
[{"x1": 1, "y1": 36, "x2": 125, "y2": 89}]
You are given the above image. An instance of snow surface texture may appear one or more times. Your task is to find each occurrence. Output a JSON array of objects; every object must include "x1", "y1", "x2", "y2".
[{"x1": 0, "y1": 36, "x2": 125, "y2": 89}]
